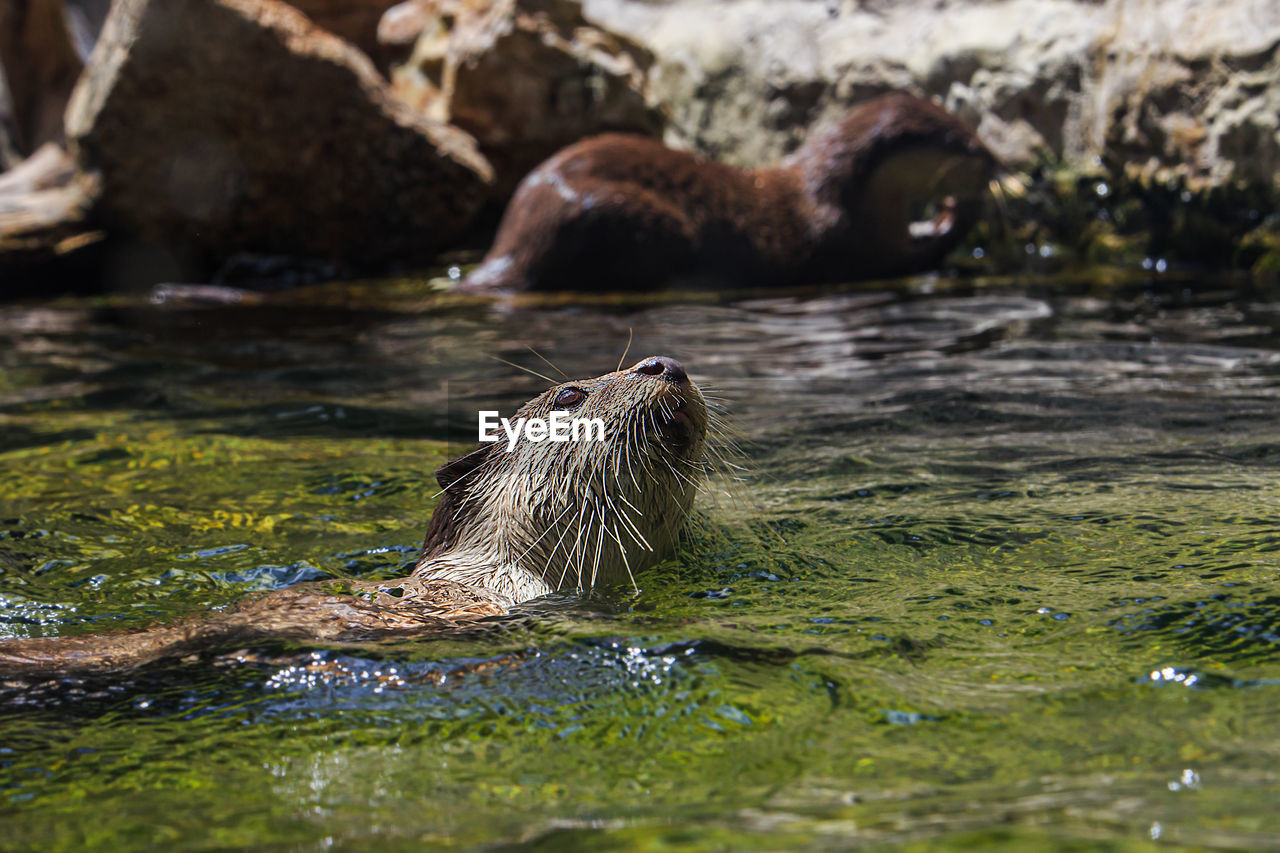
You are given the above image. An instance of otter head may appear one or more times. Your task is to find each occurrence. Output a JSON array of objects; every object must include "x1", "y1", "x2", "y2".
[
  {"x1": 793, "y1": 93, "x2": 996, "y2": 277},
  {"x1": 417, "y1": 356, "x2": 709, "y2": 604}
]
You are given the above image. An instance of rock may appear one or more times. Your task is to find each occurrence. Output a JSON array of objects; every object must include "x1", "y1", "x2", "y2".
[
  {"x1": 63, "y1": 1, "x2": 112, "y2": 58},
  {"x1": 65, "y1": 0, "x2": 493, "y2": 270},
  {"x1": 0, "y1": 0, "x2": 107, "y2": 161},
  {"x1": 285, "y1": 0, "x2": 402, "y2": 59},
  {"x1": 0, "y1": 142, "x2": 104, "y2": 288},
  {"x1": 581, "y1": 0, "x2": 1280, "y2": 193},
  {"x1": 382, "y1": 0, "x2": 660, "y2": 195},
  {"x1": 1, "y1": 65, "x2": 19, "y2": 170}
]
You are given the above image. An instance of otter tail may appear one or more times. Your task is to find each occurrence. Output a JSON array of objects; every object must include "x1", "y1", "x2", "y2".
[
  {"x1": 0, "y1": 581, "x2": 506, "y2": 679},
  {"x1": 0, "y1": 621, "x2": 233, "y2": 678}
]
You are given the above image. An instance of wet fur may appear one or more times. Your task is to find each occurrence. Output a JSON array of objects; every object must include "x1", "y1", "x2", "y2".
[
  {"x1": 0, "y1": 360, "x2": 709, "y2": 676},
  {"x1": 416, "y1": 361, "x2": 708, "y2": 601},
  {"x1": 463, "y1": 93, "x2": 996, "y2": 292}
]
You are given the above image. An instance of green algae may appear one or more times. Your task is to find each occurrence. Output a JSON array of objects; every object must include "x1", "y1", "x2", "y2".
[{"x1": 2, "y1": 275, "x2": 1280, "y2": 850}]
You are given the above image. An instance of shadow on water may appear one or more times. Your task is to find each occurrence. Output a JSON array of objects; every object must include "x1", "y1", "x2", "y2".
[{"x1": 2, "y1": 271, "x2": 1280, "y2": 848}]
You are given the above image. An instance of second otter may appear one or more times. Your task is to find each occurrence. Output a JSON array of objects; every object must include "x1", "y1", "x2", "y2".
[
  {"x1": 462, "y1": 93, "x2": 995, "y2": 292},
  {"x1": 0, "y1": 356, "x2": 708, "y2": 676}
]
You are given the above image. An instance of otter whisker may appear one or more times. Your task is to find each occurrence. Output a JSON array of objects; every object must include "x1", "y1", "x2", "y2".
[
  {"x1": 704, "y1": 422, "x2": 740, "y2": 444},
  {"x1": 671, "y1": 455, "x2": 710, "y2": 474},
  {"x1": 641, "y1": 410, "x2": 664, "y2": 485},
  {"x1": 541, "y1": 502, "x2": 581, "y2": 588},
  {"x1": 614, "y1": 489, "x2": 647, "y2": 520},
  {"x1": 608, "y1": 521, "x2": 640, "y2": 594},
  {"x1": 589, "y1": 508, "x2": 607, "y2": 588},
  {"x1": 512, "y1": 503, "x2": 576, "y2": 565},
  {"x1": 622, "y1": 418, "x2": 644, "y2": 486},
  {"x1": 558, "y1": 498, "x2": 594, "y2": 590},
  {"x1": 661, "y1": 452, "x2": 701, "y2": 490},
  {"x1": 615, "y1": 515, "x2": 652, "y2": 554},
  {"x1": 616, "y1": 327, "x2": 634, "y2": 372},
  {"x1": 490, "y1": 354, "x2": 556, "y2": 385},
  {"x1": 525, "y1": 345, "x2": 569, "y2": 379},
  {"x1": 704, "y1": 440, "x2": 746, "y2": 469},
  {"x1": 669, "y1": 468, "x2": 700, "y2": 491},
  {"x1": 612, "y1": 496, "x2": 653, "y2": 553},
  {"x1": 621, "y1": 416, "x2": 644, "y2": 492},
  {"x1": 570, "y1": 500, "x2": 595, "y2": 591},
  {"x1": 701, "y1": 437, "x2": 745, "y2": 473},
  {"x1": 705, "y1": 422, "x2": 748, "y2": 450},
  {"x1": 598, "y1": 455, "x2": 612, "y2": 507}
]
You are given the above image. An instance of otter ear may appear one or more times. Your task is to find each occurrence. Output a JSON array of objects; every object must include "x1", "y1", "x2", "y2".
[
  {"x1": 435, "y1": 444, "x2": 496, "y2": 491},
  {"x1": 421, "y1": 444, "x2": 496, "y2": 560}
]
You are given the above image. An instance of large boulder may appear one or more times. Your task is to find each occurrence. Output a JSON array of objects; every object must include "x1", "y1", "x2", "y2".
[
  {"x1": 0, "y1": 65, "x2": 19, "y2": 170},
  {"x1": 286, "y1": 0, "x2": 402, "y2": 59},
  {"x1": 0, "y1": 0, "x2": 107, "y2": 162},
  {"x1": 581, "y1": 0, "x2": 1280, "y2": 192},
  {"x1": 0, "y1": 143, "x2": 103, "y2": 287},
  {"x1": 381, "y1": 0, "x2": 660, "y2": 195},
  {"x1": 66, "y1": 0, "x2": 493, "y2": 269}
]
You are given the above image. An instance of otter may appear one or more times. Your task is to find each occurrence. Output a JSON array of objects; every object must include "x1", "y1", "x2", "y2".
[
  {"x1": 0, "y1": 356, "x2": 708, "y2": 677},
  {"x1": 461, "y1": 93, "x2": 996, "y2": 293}
]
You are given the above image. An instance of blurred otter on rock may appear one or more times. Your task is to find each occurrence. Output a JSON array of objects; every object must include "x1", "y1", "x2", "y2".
[{"x1": 462, "y1": 93, "x2": 996, "y2": 292}]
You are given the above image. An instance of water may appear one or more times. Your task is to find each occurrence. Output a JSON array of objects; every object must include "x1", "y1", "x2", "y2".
[{"x1": 2, "y1": 272, "x2": 1280, "y2": 849}]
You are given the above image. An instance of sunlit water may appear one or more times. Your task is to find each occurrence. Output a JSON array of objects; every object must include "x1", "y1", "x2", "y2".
[{"x1": 2, "y1": 272, "x2": 1279, "y2": 849}]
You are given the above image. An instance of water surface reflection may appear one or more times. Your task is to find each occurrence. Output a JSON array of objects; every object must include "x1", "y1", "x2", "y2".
[{"x1": 2, "y1": 273, "x2": 1280, "y2": 848}]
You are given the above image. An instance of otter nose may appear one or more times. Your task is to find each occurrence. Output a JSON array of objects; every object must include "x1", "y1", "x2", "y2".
[{"x1": 633, "y1": 356, "x2": 689, "y2": 385}]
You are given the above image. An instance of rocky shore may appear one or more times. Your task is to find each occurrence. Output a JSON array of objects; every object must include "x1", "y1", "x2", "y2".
[{"x1": 2, "y1": 0, "x2": 1278, "y2": 295}]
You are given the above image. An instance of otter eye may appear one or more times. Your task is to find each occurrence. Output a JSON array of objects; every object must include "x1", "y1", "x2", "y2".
[{"x1": 553, "y1": 387, "x2": 587, "y2": 410}]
